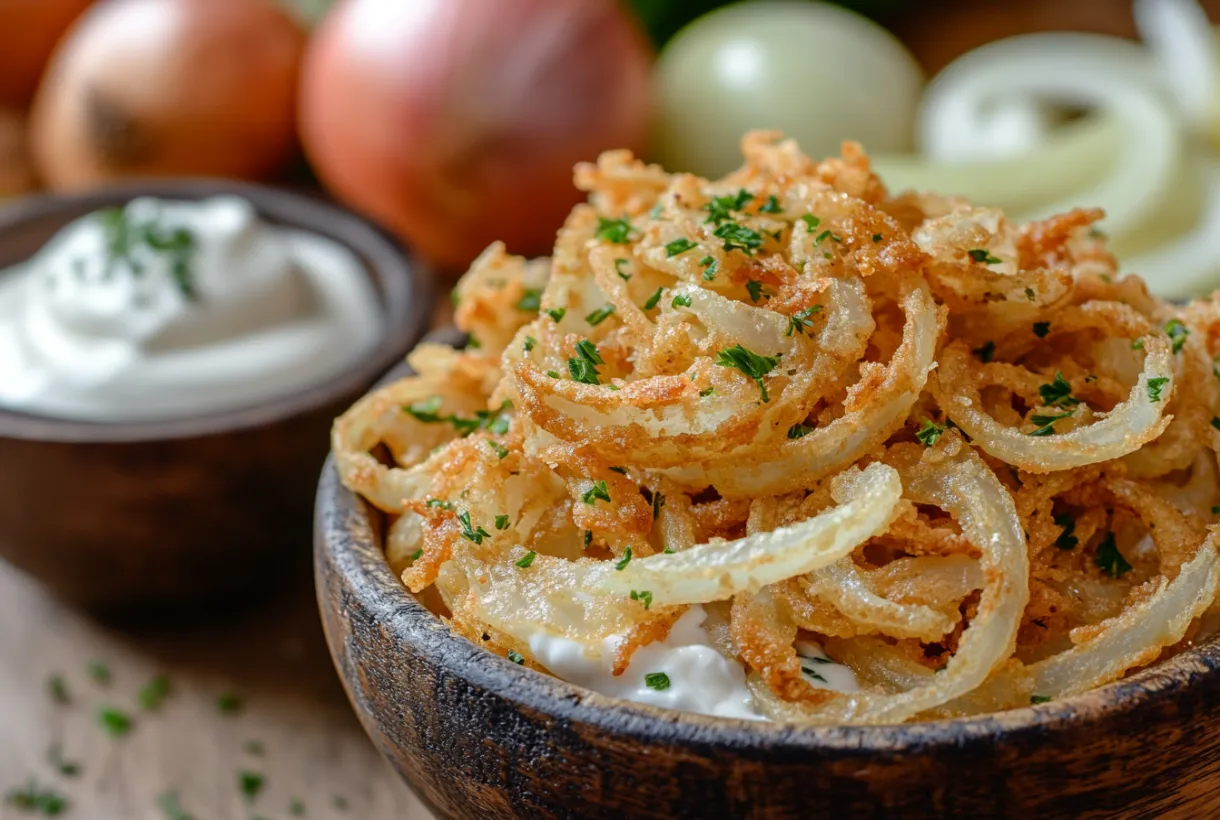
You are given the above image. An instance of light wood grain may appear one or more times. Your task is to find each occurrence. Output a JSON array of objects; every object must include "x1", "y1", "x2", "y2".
[{"x1": 0, "y1": 557, "x2": 436, "y2": 820}]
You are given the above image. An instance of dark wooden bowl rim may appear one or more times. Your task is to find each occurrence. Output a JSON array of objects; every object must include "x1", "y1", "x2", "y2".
[
  {"x1": 0, "y1": 179, "x2": 431, "y2": 444},
  {"x1": 320, "y1": 351, "x2": 1220, "y2": 754}
]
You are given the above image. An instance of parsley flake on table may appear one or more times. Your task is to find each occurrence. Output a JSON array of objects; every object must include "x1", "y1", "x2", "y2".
[
  {"x1": 216, "y1": 692, "x2": 242, "y2": 714},
  {"x1": 47, "y1": 744, "x2": 80, "y2": 777},
  {"x1": 138, "y1": 674, "x2": 172, "y2": 710},
  {"x1": 714, "y1": 344, "x2": 779, "y2": 402},
  {"x1": 238, "y1": 771, "x2": 264, "y2": 802},
  {"x1": 46, "y1": 675, "x2": 69, "y2": 706},
  {"x1": 157, "y1": 790, "x2": 193, "y2": 820},
  {"x1": 87, "y1": 661, "x2": 111, "y2": 686},
  {"x1": 6, "y1": 780, "x2": 68, "y2": 816},
  {"x1": 98, "y1": 706, "x2": 133, "y2": 737}
]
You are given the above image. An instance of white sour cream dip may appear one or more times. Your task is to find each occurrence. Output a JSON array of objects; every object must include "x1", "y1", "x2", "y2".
[
  {"x1": 0, "y1": 196, "x2": 382, "y2": 421},
  {"x1": 527, "y1": 605, "x2": 860, "y2": 720}
]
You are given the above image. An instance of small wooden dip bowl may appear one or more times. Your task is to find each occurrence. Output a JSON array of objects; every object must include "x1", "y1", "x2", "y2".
[
  {"x1": 315, "y1": 353, "x2": 1220, "y2": 820},
  {"x1": 0, "y1": 180, "x2": 430, "y2": 611}
]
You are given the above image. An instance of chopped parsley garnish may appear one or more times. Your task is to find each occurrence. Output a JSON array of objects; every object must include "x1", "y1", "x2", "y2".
[
  {"x1": 458, "y1": 511, "x2": 490, "y2": 544},
  {"x1": 158, "y1": 790, "x2": 192, "y2": 820},
  {"x1": 759, "y1": 195, "x2": 783, "y2": 214},
  {"x1": 47, "y1": 744, "x2": 80, "y2": 777},
  {"x1": 582, "y1": 480, "x2": 611, "y2": 505},
  {"x1": 485, "y1": 440, "x2": 509, "y2": 459},
  {"x1": 800, "y1": 214, "x2": 821, "y2": 231},
  {"x1": 1094, "y1": 533, "x2": 1132, "y2": 578},
  {"x1": 704, "y1": 189, "x2": 754, "y2": 224},
  {"x1": 546, "y1": 370, "x2": 560, "y2": 379},
  {"x1": 1033, "y1": 322, "x2": 1051, "y2": 338},
  {"x1": 973, "y1": 340, "x2": 995, "y2": 363},
  {"x1": 745, "y1": 280, "x2": 771, "y2": 303},
  {"x1": 47, "y1": 675, "x2": 69, "y2": 705},
  {"x1": 596, "y1": 217, "x2": 634, "y2": 244},
  {"x1": 1025, "y1": 287, "x2": 1036, "y2": 302},
  {"x1": 1132, "y1": 338, "x2": 1145, "y2": 351},
  {"x1": 643, "y1": 286, "x2": 664, "y2": 311},
  {"x1": 698, "y1": 255, "x2": 718, "y2": 281},
  {"x1": 787, "y1": 423, "x2": 814, "y2": 440},
  {"x1": 713, "y1": 221, "x2": 764, "y2": 254},
  {"x1": 584, "y1": 530, "x2": 593, "y2": 548},
  {"x1": 98, "y1": 207, "x2": 200, "y2": 300},
  {"x1": 967, "y1": 248, "x2": 1002, "y2": 264},
  {"x1": 1053, "y1": 514, "x2": 1078, "y2": 550},
  {"x1": 815, "y1": 229, "x2": 842, "y2": 245},
  {"x1": 1030, "y1": 695, "x2": 1052, "y2": 705},
  {"x1": 585, "y1": 304, "x2": 615, "y2": 326},
  {"x1": 516, "y1": 289, "x2": 542, "y2": 312},
  {"x1": 514, "y1": 551, "x2": 537, "y2": 569},
  {"x1": 715, "y1": 344, "x2": 779, "y2": 402},
  {"x1": 98, "y1": 707, "x2": 133, "y2": 737},
  {"x1": 672, "y1": 293, "x2": 692, "y2": 308},
  {"x1": 289, "y1": 798, "x2": 306, "y2": 816},
  {"x1": 1038, "y1": 372, "x2": 1080, "y2": 408},
  {"x1": 1146, "y1": 377, "x2": 1169, "y2": 402},
  {"x1": 1213, "y1": 506, "x2": 1220, "y2": 515},
  {"x1": 507, "y1": 650, "x2": 525, "y2": 665},
  {"x1": 1212, "y1": 416, "x2": 1220, "y2": 432},
  {"x1": 405, "y1": 398, "x2": 512, "y2": 437},
  {"x1": 614, "y1": 258, "x2": 631, "y2": 280},
  {"x1": 408, "y1": 549, "x2": 423, "y2": 561},
  {"x1": 699, "y1": 386, "x2": 715, "y2": 397},
  {"x1": 523, "y1": 335, "x2": 536, "y2": 352},
  {"x1": 630, "y1": 590, "x2": 653, "y2": 610},
  {"x1": 495, "y1": 514, "x2": 510, "y2": 530},
  {"x1": 1028, "y1": 411, "x2": 1073, "y2": 436},
  {"x1": 543, "y1": 306, "x2": 566, "y2": 323},
  {"x1": 872, "y1": 233, "x2": 883, "y2": 243},
  {"x1": 217, "y1": 693, "x2": 242, "y2": 714},
  {"x1": 138, "y1": 674, "x2": 172, "y2": 710},
  {"x1": 5, "y1": 780, "x2": 68, "y2": 816},
  {"x1": 615, "y1": 547, "x2": 633, "y2": 571},
  {"x1": 1166, "y1": 319, "x2": 1190, "y2": 354},
  {"x1": 88, "y1": 661, "x2": 111, "y2": 686},
  {"x1": 239, "y1": 771, "x2": 264, "y2": 801},
  {"x1": 652, "y1": 491, "x2": 666, "y2": 520},
  {"x1": 426, "y1": 499, "x2": 453, "y2": 510},
  {"x1": 786, "y1": 305, "x2": 823, "y2": 337},
  {"x1": 608, "y1": 466, "x2": 628, "y2": 475},
  {"x1": 801, "y1": 665, "x2": 828, "y2": 683},
  {"x1": 665, "y1": 238, "x2": 698, "y2": 257},
  {"x1": 643, "y1": 672, "x2": 670, "y2": 691},
  {"x1": 915, "y1": 419, "x2": 945, "y2": 447},
  {"x1": 568, "y1": 339, "x2": 604, "y2": 385}
]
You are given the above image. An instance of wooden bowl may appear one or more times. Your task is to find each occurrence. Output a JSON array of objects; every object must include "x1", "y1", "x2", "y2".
[
  {"x1": 316, "y1": 351, "x2": 1220, "y2": 820},
  {"x1": 0, "y1": 180, "x2": 431, "y2": 611}
]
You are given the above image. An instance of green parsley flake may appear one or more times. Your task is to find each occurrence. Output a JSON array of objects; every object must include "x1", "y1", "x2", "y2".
[
  {"x1": 239, "y1": 771, "x2": 264, "y2": 802},
  {"x1": 1033, "y1": 322, "x2": 1051, "y2": 338},
  {"x1": 158, "y1": 790, "x2": 192, "y2": 820},
  {"x1": 1053, "y1": 513, "x2": 1078, "y2": 550},
  {"x1": 615, "y1": 547, "x2": 633, "y2": 571},
  {"x1": 138, "y1": 674, "x2": 172, "y2": 711},
  {"x1": 608, "y1": 466, "x2": 628, "y2": 475},
  {"x1": 872, "y1": 233, "x2": 883, "y2": 243},
  {"x1": 1038, "y1": 372, "x2": 1080, "y2": 408},
  {"x1": 568, "y1": 339, "x2": 604, "y2": 386},
  {"x1": 507, "y1": 650, "x2": 525, "y2": 665},
  {"x1": 582, "y1": 480, "x2": 611, "y2": 505},
  {"x1": 585, "y1": 305, "x2": 615, "y2": 326},
  {"x1": 88, "y1": 661, "x2": 111, "y2": 686},
  {"x1": 630, "y1": 590, "x2": 653, "y2": 610},
  {"x1": 426, "y1": 499, "x2": 453, "y2": 510},
  {"x1": 644, "y1": 672, "x2": 670, "y2": 691},
  {"x1": 786, "y1": 305, "x2": 823, "y2": 337},
  {"x1": 47, "y1": 744, "x2": 80, "y2": 777},
  {"x1": 704, "y1": 190, "x2": 754, "y2": 224},
  {"x1": 643, "y1": 286, "x2": 664, "y2": 311},
  {"x1": 652, "y1": 491, "x2": 666, "y2": 520},
  {"x1": 98, "y1": 707, "x2": 133, "y2": 737},
  {"x1": 815, "y1": 229, "x2": 842, "y2": 245},
  {"x1": 800, "y1": 214, "x2": 821, "y2": 231},
  {"x1": 614, "y1": 258, "x2": 631, "y2": 280},
  {"x1": 1212, "y1": 416, "x2": 1220, "y2": 432},
  {"x1": 485, "y1": 440, "x2": 509, "y2": 459},
  {"x1": 543, "y1": 307, "x2": 566, "y2": 323},
  {"x1": 1028, "y1": 411, "x2": 1073, "y2": 437},
  {"x1": 596, "y1": 217, "x2": 634, "y2": 244},
  {"x1": 967, "y1": 248, "x2": 1002, "y2": 264},
  {"x1": 713, "y1": 222, "x2": 764, "y2": 255},
  {"x1": 289, "y1": 798, "x2": 306, "y2": 816},
  {"x1": 409, "y1": 549, "x2": 423, "y2": 561},
  {"x1": 217, "y1": 693, "x2": 242, "y2": 714},
  {"x1": 523, "y1": 336, "x2": 536, "y2": 352},
  {"x1": 699, "y1": 386, "x2": 715, "y2": 397},
  {"x1": 672, "y1": 293, "x2": 692, "y2": 308},
  {"x1": 514, "y1": 551, "x2": 537, "y2": 569},
  {"x1": 1094, "y1": 533, "x2": 1132, "y2": 578},
  {"x1": 515, "y1": 289, "x2": 541, "y2": 312},
  {"x1": 745, "y1": 280, "x2": 771, "y2": 303},
  {"x1": 584, "y1": 530, "x2": 593, "y2": 548},
  {"x1": 1146, "y1": 377, "x2": 1170, "y2": 402},
  {"x1": 6, "y1": 780, "x2": 68, "y2": 816},
  {"x1": 915, "y1": 419, "x2": 945, "y2": 447},
  {"x1": 1025, "y1": 287, "x2": 1036, "y2": 302},
  {"x1": 495, "y1": 514, "x2": 510, "y2": 530},
  {"x1": 698, "y1": 255, "x2": 718, "y2": 281},
  {"x1": 787, "y1": 423, "x2": 814, "y2": 440},
  {"x1": 546, "y1": 370, "x2": 560, "y2": 379},
  {"x1": 1165, "y1": 319, "x2": 1190, "y2": 354},
  {"x1": 665, "y1": 238, "x2": 697, "y2": 257},
  {"x1": 973, "y1": 340, "x2": 996, "y2": 363},
  {"x1": 47, "y1": 675, "x2": 69, "y2": 706},
  {"x1": 715, "y1": 344, "x2": 779, "y2": 402},
  {"x1": 1030, "y1": 695, "x2": 1053, "y2": 705},
  {"x1": 458, "y1": 511, "x2": 490, "y2": 544},
  {"x1": 759, "y1": 195, "x2": 783, "y2": 214}
]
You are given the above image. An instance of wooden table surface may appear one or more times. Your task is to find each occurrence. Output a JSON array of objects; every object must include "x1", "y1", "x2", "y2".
[{"x1": 0, "y1": 552, "x2": 435, "y2": 820}]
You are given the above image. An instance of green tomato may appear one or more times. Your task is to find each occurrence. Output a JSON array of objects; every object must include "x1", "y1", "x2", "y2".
[{"x1": 654, "y1": 1, "x2": 924, "y2": 177}]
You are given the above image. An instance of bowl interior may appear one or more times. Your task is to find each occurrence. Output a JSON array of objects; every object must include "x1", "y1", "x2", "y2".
[{"x1": 0, "y1": 179, "x2": 432, "y2": 442}]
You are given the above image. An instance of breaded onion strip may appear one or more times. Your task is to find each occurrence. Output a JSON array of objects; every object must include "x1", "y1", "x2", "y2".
[
  {"x1": 934, "y1": 334, "x2": 1175, "y2": 473},
  {"x1": 663, "y1": 281, "x2": 940, "y2": 496},
  {"x1": 597, "y1": 463, "x2": 903, "y2": 606}
]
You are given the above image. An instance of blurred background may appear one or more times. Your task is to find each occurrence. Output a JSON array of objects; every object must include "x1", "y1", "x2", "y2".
[
  {"x1": 6, "y1": 0, "x2": 1220, "y2": 298},
  {"x1": 4, "y1": 1, "x2": 1220, "y2": 817}
]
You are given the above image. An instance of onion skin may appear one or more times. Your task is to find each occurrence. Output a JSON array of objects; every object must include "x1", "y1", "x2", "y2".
[
  {"x1": 0, "y1": 0, "x2": 94, "y2": 109},
  {"x1": 29, "y1": 0, "x2": 305, "y2": 189},
  {"x1": 299, "y1": 0, "x2": 654, "y2": 270}
]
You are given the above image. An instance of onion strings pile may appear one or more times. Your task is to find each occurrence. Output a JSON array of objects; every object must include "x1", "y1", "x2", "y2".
[{"x1": 333, "y1": 131, "x2": 1220, "y2": 724}]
